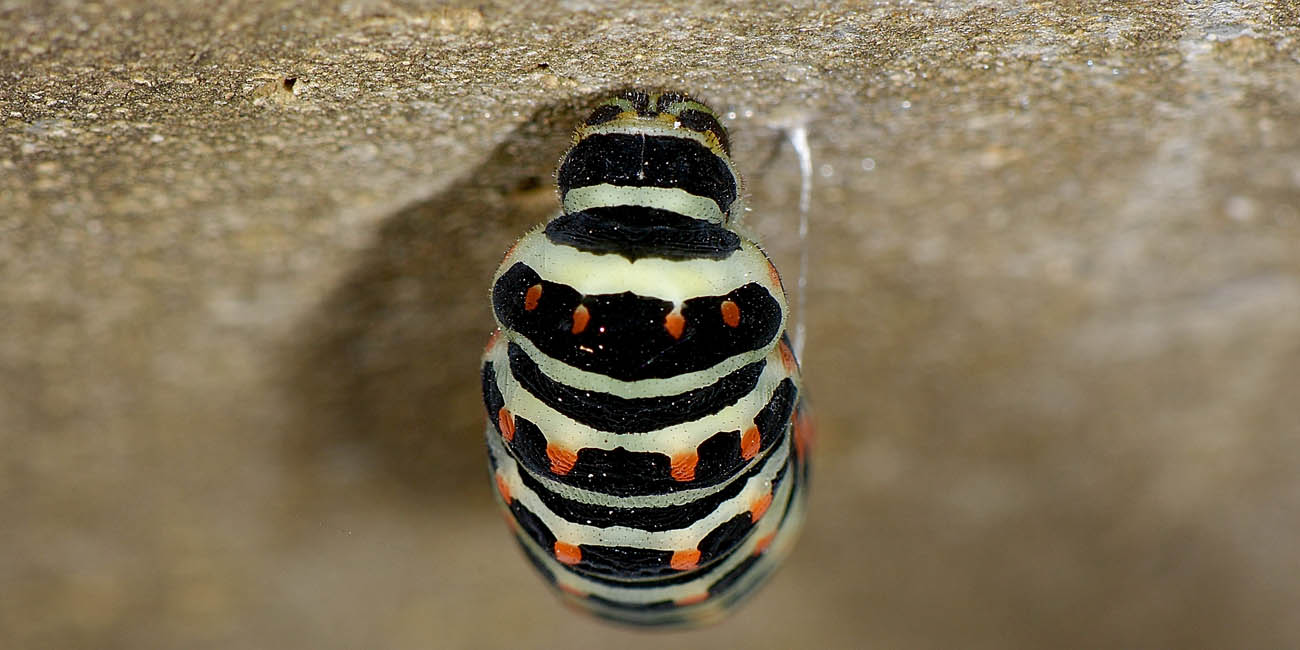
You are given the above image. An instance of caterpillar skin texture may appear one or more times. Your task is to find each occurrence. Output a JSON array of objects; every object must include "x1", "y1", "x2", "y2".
[{"x1": 482, "y1": 90, "x2": 809, "y2": 627}]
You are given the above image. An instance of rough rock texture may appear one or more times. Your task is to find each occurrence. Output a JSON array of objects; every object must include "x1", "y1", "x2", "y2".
[{"x1": 3, "y1": 1, "x2": 1298, "y2": 648}]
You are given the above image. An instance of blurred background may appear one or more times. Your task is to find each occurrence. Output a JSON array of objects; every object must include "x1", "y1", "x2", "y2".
[{"x1": 3, "y1": 1, "x2": 1298, "y2": 648}]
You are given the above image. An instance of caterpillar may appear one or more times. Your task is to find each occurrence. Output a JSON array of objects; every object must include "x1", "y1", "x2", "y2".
[{"x1": 481, "y1": 90, "x2": 810, "y2": 627}]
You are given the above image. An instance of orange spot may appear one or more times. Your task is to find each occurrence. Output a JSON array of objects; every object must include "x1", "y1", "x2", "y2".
[
  {"x1": 778, "y1": 339, "x2": 798, "y2": 375},
  {"x1": 497, "y1": 407, "x2": 515, "y2": 442},
  {"x1": 794, "y1": 409, "x2": 815, "y2": 458},
  {"x1": 675, "y1": 592, "x2": 709, "y2": 607},
  {"x1": 501, "y1": 510, "x2": 518, "y2": 532},
  {"x1": 554, "y1": 541, "x2": 582, "y2": 565},
  {"x1": 547, "y1": 444, "x2": 578, "y2": 475},
  {"x1": 501, "y1": 239, "x2": 521, "y2": 265},
  {"x1": 740, "y1": 426, "x2": 761, "y2": 460},
  {"x1": 720, "y1": 300, "x2": 740, "y2": 327},
  {"x1": 557, "y1": 582, "x2": 586, "y2": 598},
  {"x1": 571, "y1": 304, "x2": 590, "y2": 334},
  {"x1": 483, "y1": 328, "x2": 501, "y2": 355},
  {"x1": 670, "y1": 549, "x2": 701, "y2": 571},
  {"x1": 664, "y1": 308, "x2": 685, "y2": 339},
  {"x1": 767, "y1": 261, "x2": 784, "y2": 291},
  {"x1": 753, "y1": 532, "x2": 777, "y2": 555},
  {"x1": 750, "y1": 491, "x2": 773, "y2": 523},
  {"x1": 494, "y1": 473, "x2": 512, "y2": 503},
  {"x1": 524, "y1": 284, "x2": 543, "y2": 311},
  {"x1": 670, "y1": 451, "x2": 698, "y2": 482}
]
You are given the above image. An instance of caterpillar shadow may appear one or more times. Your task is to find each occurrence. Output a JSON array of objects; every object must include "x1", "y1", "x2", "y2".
[{"x1": 283, "y1": 91, "x2": 617, "y2": 508}]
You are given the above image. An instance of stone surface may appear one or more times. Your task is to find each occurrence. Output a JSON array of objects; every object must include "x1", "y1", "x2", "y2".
[{"x1": 3, "y1": 1, "x2": 1298, "y2": 648}]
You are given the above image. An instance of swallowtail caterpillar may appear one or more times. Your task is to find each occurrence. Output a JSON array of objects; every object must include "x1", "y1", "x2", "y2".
[{"x1": 481, "y1": 90, "x2": 810, "y2": 626}]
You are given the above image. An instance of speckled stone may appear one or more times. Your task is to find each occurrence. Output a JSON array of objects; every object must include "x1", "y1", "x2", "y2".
[{"x1": 3, "y1": 1, "x2": 1298, "y2": 648}]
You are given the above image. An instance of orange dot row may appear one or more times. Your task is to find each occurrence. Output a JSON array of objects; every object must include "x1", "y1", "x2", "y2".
[
  {"x1": 522, "y1": 283, "x2": 744, "y2": 340},
  {"x1": 497, "y1": 411, "x2": 770, "y2": 482},
  {"x1": 548, "y1": 531, "x2": 781, "y2": 607},
  {"x1": 495, "y1": 471, "x2": 776, "y2": 559},
  {"x1": 522, "y1": 487, "x2": 782, "y2": 609},
  {"x1": 542, "y1": 487, "x2": 775, "y2": 570}
]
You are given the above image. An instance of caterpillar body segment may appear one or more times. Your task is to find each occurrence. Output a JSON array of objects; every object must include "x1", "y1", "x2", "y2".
[{"x1": 482, "y1": 90, "x2": 808, "y2": 627}]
